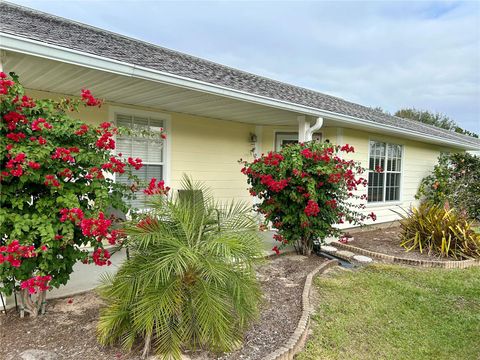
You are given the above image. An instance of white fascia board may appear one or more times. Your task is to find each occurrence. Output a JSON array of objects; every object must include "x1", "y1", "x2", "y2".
[{"x1": 1, "y1": 32, "x2": 478, "y2": 151}]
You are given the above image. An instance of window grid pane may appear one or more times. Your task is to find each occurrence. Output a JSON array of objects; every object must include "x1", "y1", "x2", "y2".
[
  {"x1": 115, "y1": 113, "x2": 165, "y2": 208},
  {"x1": 368, "y1": 141, "x2": 402, "y2": 203}
]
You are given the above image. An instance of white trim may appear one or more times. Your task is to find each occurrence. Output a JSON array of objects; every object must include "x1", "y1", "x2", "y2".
[
  {"x1": 273, "y1": 129, "x2": 323, "y2": 151},
  {"x1": 1, "y1": 33, "x2": 477, "y2": 150},
  {"x1": 108, "y1": 105, "x2": 172, "y2": 186},
  {"x1": 254, "y1": 125, "x2": 263, "y2": 157},
  {"x1": 275, "y1": 132, "x2": 298, "y2": 151},
  {"x1": 366, "y1": 138, "x2": 405, "y2": 205},
  {"x1": 336, "y1": 127, "x2": 344, "y2": 145}
]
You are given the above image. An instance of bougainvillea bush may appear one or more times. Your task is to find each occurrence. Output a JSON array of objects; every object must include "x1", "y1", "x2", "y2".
[
  {"x1": 416, "y1": 152, "x2": 480, "y2": 221},
  {"x1": 241, "y1": 142, "x2": 375, "y2": 255},
  {"x1": 0, "y1": 72, "x2": 165, "y2": 317}
]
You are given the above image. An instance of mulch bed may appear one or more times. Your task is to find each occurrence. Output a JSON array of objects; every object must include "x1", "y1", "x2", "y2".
[
  {"x1": 0, "y1": 254, "x2": 326, "y2": 360},
  {"x1": 343, "y1": 226, "x2": 453, "y2": 262}
]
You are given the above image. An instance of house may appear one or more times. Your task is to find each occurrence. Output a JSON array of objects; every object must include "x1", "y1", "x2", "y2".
[{"x1": 1, "y1": 2, "x2": 479, "y2": 226}]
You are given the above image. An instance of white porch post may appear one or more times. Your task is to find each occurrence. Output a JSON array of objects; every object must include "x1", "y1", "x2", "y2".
[
  {"x1": 254, "y1": 125, "x2": 263, "y2": 158},
  {"x1": 297, "y1": 115, "x2": 324, "y2": 142},
  {"x1": 0, "y1": 50, "x2": 5, "y2": 72}
]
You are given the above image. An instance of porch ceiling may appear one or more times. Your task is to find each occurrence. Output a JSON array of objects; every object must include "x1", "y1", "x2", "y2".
[{"x1": 4, "y1": 51, "x2": 309, "y2": 126}]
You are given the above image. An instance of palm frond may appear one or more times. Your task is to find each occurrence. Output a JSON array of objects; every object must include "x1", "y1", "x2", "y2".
[{"x1": 97, "y1": 175, "x2": 263, "y2": 359}]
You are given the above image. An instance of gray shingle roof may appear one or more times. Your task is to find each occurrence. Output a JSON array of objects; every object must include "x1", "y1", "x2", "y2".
[{"x1": 1, "y1": 2, "x2": 479, "y2": 149}]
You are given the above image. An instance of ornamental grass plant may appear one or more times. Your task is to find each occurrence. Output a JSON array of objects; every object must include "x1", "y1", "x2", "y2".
[
  {"x1": 397, "y1": 202, "x2": 480, "y2": 259},
  {"x1": 97, "y1": 177, "x2": 264, "y2": 359}
]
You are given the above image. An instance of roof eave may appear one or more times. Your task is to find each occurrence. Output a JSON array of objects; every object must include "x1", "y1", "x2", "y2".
[{"x1": 1, "y1": 32, "x2": 478, "y2": 151}]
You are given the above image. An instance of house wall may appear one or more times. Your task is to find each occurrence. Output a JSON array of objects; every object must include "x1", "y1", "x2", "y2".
[
  {"x1": 22, "y1": 88, "x2": 456, "y2": 222},
  {"x1": 25, "y1": 89, "x2": 255, "y2": 204},
  {"x1": 260, "y1": 126, "x2": 453, "y2": 226}
]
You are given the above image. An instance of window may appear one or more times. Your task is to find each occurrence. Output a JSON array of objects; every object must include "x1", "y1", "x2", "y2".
[
  {"x1": 274, "y1": 132, "x2": 322, "y2": 151},
  {"x1": 368, "y1": 141, "x2": 402, "y2": 203},
  {"x1": 115, "y1": 113, "x2": 166, "y2": 208}
]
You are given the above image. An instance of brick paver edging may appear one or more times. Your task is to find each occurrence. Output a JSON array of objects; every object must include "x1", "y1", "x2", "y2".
[
  {"x1": 263, "y1": 259, "x2": 338, "y2": 360},
  {"x1": 332, "y1": 242, "x2": 480, "y2": 269}
]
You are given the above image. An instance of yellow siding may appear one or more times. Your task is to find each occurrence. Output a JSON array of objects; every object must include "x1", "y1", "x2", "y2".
[
  {"x1": 25, "y1": 88, "x2": 255, "y2": 203},
  {"x1": 25, "y1": 89, "x2": 454, "y2": 223},
  {"x1": 341, "y1": 128, "x2": 451, "y2": 225},
  {"x1": 260, "y1": 126, "x2": 453, "y2": 226}
]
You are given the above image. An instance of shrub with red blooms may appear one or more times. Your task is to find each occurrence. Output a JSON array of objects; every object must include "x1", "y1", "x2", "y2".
[
  {"x1": 0, "y1": 73, "x2": 165, "y2": 317},
  {"x1": 241, "y1": 141, "x2": 375, "y2": 255}
]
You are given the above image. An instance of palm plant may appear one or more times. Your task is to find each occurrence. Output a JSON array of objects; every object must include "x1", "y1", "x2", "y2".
[{"x1": 97, "y1": 177, "x2": 264, "y2": 359}]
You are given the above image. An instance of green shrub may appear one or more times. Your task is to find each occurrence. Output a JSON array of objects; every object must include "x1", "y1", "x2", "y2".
[
  {"x1": 397, "y1": 203, "x2": 480, "y2": 259},
  {"x1": 417, "y1": 152, "x2": 480, "y2": 220},
  {"x1": 97, "y1": 177, "x2": 264, "y2": 359},
  {"x1": 241, "y1": 142, "x2": 373, "y2": 255}
]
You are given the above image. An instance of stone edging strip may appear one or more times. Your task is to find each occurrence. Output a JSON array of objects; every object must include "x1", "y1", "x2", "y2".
[
  {"x1": 264, "y1": 259, "x2": 338, "y2": 360},
  {"x1": 332, "y1": 241, "x2": 480, "y2": 269}
]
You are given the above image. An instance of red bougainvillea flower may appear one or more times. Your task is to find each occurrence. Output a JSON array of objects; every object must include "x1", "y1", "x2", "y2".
[
  {"x1": 304, "y1": 200, "x2": 320, "y2": 217},
  {"x1": 20, "y1": 275, "x2": 52, "y2": 295},
  {"x1": 20, "y1": 95, "x2": 36, "y2": 108},
  {"x1": 263, "y1": 152, "x2": 284, "y2": 166},
  {"x1": 51, "y1": 147, "x2": 76, "y2": 163},
  {"x1": 375, "y1": 165, "x2": 384, "y2": 173},
  {"x1": 6, "y1": 132, "x2": 26, "y2": 142},
  {"x1": 340, "y1": 144, "x2": 355, "y2": 153},
  {"x1": 368, "y1": 212, "x2": 377, "y2": 221},
  {"x1": 0, "y1": 71, "x2": 15, "y2": 94},
  {"x1": 301, "y1": 148, "x2": 313, "y2": 159},
  {"x1": 325, "y1": 199, "x2": 337, "y2": 209},
  {"x1": 3, "y1": 111, "x2": 26, "y2": 131},
  {"x1": 259, "y1": 174, "x2": 289, "y2": 192},
  {"x1": 272, "y1": 246, "x2": 280, "y2": 255},
  {"x1": 28, "y1": 161, "x2": 41, "y2": 170},
  {"x1": 80, "y1": 212, "x2": 112, "y2": 240},
  {"x1": 31, "y1": 118, "x2": 52, "y2": 131},
  {"x1": 127, "y1": 157, "x2": 143, "y2": 170},
  {"x1": 102, "y1": 156, "x2": 125, "y2": 173},
  {"x1": 92, "y1": 248, "x2": 111, "y2": 266},
  {"x1": 44, "y1": 174, "x2": 61, "y2": 187},
  {"x1": 58, "y1": 168, "x2": 73, "y2": 180},
  {"x1": 59, "y1": 208, "x2": 85, "y2": 223},
  {"x1": 144, "y1": 178, "x2": 170, "y2": 195},
  {"x1": 81, "y1": 89, "x2": 103, "y2": 107},
  {"x1": 0, "y1": 240, "x2": 37, "y2": 268},
  {"x1": 75, "y1": 124, "x2": 89, "y2": 136}
]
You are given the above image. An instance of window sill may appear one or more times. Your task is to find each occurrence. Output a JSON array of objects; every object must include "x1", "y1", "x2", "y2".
[{"x1": 365, "y1": 200, "x2": 403, "y2": 208}]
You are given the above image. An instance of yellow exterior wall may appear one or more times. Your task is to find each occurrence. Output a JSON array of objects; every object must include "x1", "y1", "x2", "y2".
[
  {"x1": 25, "y1": 89, "x2": 255, "y2": 203},
  {"x1": 260, "y1": 125, "x2": 453, "y2": 225},
  {"x1": 25, "y1": 89, "x2": 455, "y2": 223},
  {"x1": 260, "y1": 125, "x2": 337, "y2": 153}
]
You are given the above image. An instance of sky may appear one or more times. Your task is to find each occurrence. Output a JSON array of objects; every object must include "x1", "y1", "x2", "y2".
[{"x1": 9, "y1": 0, "x2": 480, "y2": 134}]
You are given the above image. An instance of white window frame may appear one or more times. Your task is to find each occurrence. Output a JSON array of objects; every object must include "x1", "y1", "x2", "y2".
[
  {"x1": 109, "y1": 105, "x2": 172, "y2": 191},
  {"x1": 366, "y1": 139, "x2": 404, "y2": 205},
  {"x1": 274, "y1": 131, "x2": 322, "y2": 151}
]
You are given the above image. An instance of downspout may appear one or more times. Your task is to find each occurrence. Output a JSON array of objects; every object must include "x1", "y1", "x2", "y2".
[{"x1": 306, "y1": 117, "x2": 324, "y2": 141}]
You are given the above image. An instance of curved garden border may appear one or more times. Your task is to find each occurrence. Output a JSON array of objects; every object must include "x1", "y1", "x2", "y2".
[
  {"x1": 332, "y1": 241, "x2": 480, "y2": 269},
  {"x1": 264, "y1": 259, "x2": 338, "y2": 360}
]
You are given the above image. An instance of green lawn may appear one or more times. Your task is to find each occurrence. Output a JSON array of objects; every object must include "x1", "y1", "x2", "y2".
[{"x1": 297, "y1": 264, "x2": 480, "y2": 360}]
